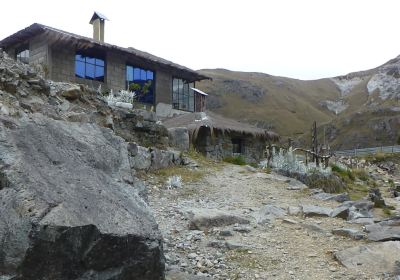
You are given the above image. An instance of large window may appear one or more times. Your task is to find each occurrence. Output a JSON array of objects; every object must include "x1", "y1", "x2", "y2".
[
  {"x1": 16, "y1": 46, "x2": 29, "y2": 64},
  {"x1": 75, "y1": 53, "x2": 105, "y2": 81},
  {"x1": 126, "y1": 65, "x2": 155, "y2": 104},
  {"x1": 172, "y1": 78, "x2": 194, "y2": 112}
]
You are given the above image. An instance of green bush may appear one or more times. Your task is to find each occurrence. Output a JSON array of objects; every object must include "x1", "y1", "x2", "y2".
[
  {"x1": 223, "y1": 155, "x2": 246, "y2": 166},
  {"x1": 331, "y1": 164, "x2": 355, "y2": 182}
]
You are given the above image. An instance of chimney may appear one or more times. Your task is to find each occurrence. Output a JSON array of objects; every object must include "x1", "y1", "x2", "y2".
[{"x1": 89, "y1": 12, "x2": 108, "y2": 42}]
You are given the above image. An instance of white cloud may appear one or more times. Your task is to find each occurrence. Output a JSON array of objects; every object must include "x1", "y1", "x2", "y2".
[{"x1": 1, "y1": 0, "x2": 399, "y2": 80}]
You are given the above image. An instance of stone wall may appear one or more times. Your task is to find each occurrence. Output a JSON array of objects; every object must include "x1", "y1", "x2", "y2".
[{"x1": 195, "y1": 128, "x2": 266, "y2": 163}]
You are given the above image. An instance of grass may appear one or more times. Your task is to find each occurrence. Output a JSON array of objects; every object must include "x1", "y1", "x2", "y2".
[
  {"x1": 331, "y1": 164, "x2": 355, "y2": 182},
  {"x1": 352, "y1": 168, "x2": 370, "y2": 182},
  {"x1": 347, "y1": 183, "x2": 369, "y2": 200},
  {"x1": 223, "y1": 155, "x2": 246, "y2": 165}
]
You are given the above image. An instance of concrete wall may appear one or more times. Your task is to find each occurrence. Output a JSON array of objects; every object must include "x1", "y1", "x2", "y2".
[
  {"x1": 194, "y1": 128, "x2": 266, "y2": 163},
  {"x1": 29, "y1": 34, "x2": 49, "y2": 70},
  {"x1": 155, "y1": 70, "x2": 172, "y2": 105}
]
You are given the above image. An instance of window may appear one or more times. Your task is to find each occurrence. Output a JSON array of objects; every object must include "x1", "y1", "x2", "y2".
[
  {"x1": 75, "y1": 53, "x2": 105, "y2": 81},
  {"x1": 172, "y1": 78, "x2": 195, "y2": 112},
  {"x1": 16, "y1": 47, "x2": 29, "y2": 64},
  {"x1": 126, "y1": 65, "x2": 155, "y2": 104},
  {"x1": 232, "y1": 138, "x2": 243, "y2": 154}
]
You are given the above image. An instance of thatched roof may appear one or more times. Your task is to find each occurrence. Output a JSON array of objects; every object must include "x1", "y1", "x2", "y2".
[
  {"x1": 163, "y1": 111, "x2": 279, "y2": 141},
  {"x1": 0, "y1": 23, "x2": 209, "y2": 83}
]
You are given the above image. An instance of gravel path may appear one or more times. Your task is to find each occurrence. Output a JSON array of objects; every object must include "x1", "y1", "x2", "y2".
[{"x1": 148, "y1": 164, "x2": 391, "y2": 280}]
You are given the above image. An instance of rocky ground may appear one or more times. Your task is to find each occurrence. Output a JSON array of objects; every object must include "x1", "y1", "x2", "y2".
[{"x1": 147, "y1": 162, "x2": 400, "y2": 280}]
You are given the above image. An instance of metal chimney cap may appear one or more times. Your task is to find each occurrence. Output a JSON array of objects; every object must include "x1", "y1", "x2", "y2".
[{"x1": 89, "y1": 11, "x2": 109, "y2": 24}]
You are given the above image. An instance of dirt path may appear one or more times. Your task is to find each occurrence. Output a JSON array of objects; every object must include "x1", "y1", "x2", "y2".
[{"x1": 148, "y1": 164, "x2": 389, "y2": 280}]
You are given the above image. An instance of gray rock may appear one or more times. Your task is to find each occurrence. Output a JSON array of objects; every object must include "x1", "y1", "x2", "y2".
[
  {"x1": 335, "y1": 241, "x2": 400, "y2": 275},
  {"x1": 254, "y1": 205, "x2": 287, "y2": 224},
  {"x1": 185, "y1": 208, "x2": 250, "y2": 230},
  {"x1": 0, "y1": 115, "x2": 164, "y2": 279},
  {"x1": 225, "y1": 241, "x2": 248, "y2": 250},
  {"x1": 150, "y1": 148, "x2": 182, "y2": 170},
  {"x1": 330, "y1": 205, "x2": 350, "y2": 219},
  {"x1": 60, "y1": 85, "x2": 82, "y2": 100},
  {"x1": 302, "y1": 205, "x2": 333, "y2": 217},
  {"x1": 233, "y1": 226, "x2": 252, "y2": 233},
  {"x1": 331, "y1": 228, "x2": 364, "y2": 240},
  {"x1": 312, "y1": 192, "x2": 350, "y2": 203},
  {"x1": 288, "y1": 206, "x2": 302, "y2": 216},
  {"x1": 365, "y1": 217, "x2": 400, "y2": 241},
  {"x1": 301, "y1": 223, "x2": 326, "y2": 233},
  {"x1": 219, "y1": 230, "x2": 234, "y2": 237},
  {"x1": 128, "y1": 143, "x2": 152, "y2": 170},
  {"x1": 168, "y1": 127, "x2": 189, "y2": 152},
  {"x1": 331, "y1": 200, "x2": 374, "y2": 221}
]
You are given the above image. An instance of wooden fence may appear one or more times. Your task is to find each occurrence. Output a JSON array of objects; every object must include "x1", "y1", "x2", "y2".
[{"x1": 334, "y1": 145, "x2": 400, "y2": 157}]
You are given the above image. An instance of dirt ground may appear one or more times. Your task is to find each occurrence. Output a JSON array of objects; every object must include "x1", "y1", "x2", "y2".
[{"x1": 147, "y1": 163, "x2": 397, "y2": 280}]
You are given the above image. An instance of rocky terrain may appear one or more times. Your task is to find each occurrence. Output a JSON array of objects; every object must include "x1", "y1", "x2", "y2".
[
  {"x1": 197, "y1": 55, "x2": 400, "y2": 149},
  {"x1": 146, "y1": 161, "x2": 400, "y2": 280}
]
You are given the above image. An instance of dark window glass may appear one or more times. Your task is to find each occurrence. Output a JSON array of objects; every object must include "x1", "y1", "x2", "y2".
[
  {"x1": 232, "y1": 139, "x2": 243, "y2": 154},
  {"x1": 74, "y1": 53, "x2": 105, "y2": 82},
  {"x1": 126, "y1": 65, "x2": 155, "y2": 104},
  {"x1": 172, "y1": 78, "x2": 195, "y2": 112}
]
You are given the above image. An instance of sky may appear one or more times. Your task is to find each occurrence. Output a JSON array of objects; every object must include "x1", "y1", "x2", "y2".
[{"x1": 1, "y1": 0, "x2": 399, "y2": 80}]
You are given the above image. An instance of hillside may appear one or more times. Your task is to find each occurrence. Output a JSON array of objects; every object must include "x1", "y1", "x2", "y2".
[{"x1": 197, "y1": 56, "x2": 400, "y2": 149}]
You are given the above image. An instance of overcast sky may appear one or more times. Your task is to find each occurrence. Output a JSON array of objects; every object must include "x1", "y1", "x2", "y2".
[{"x1": 1, "y1": 0, "x2": 399, "y2": 80}]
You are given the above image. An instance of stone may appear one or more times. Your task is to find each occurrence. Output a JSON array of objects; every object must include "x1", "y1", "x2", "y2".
[
  {"x1": 0, "y1": 115, "x2": 164, "y2": 279},
  {"x1": 219, "y1": 230, "x2": 234, "y2": 236},
  {"x1": 253, "y1": 205, "x2": 287, "y2": 224},
  {"x1": 185, "y1": 208, "x2": 250, "y2": 230},
  {"x1": 365, "y1": 217, "x2": 400, "y2": 241},
  {"x1": 330, "y1": 205, "x2": 350, "y2": 219},
  {"x1": 347, "y1": 200, "x2": 374, "y2": 221},
  {"x1": 331, "y1": 228, "x2": 364, "y2": 240},
  {"x1": 60, "y1": 85, "x2": 82, "y2": 100},
  {"x1": 312, "y1": 192, "x2": 350, "y2": 203},
  {"x1": 233, "y1": 226, "x2": 252, "y2": 233},
  {"x1": 288, "y1": 206, "x2": 302, "y2": 216},
  {"x1": 301, "y1": 223, "x2": 326, "y2": 233},
  {"x1": 129, "y1": 144, "x2": 152, "y2": 170},
  {"x1": 225, "y1": 241, "x2": 248, "y2": 250},
  {"x1": 302, "y1": 205, "x2": 333, "y2": 217},
  {"x1": 168, "y1": 127, "x2": 189, "y2": 152},
  {"x1": 335, "y1": 241, "x2": 400, "y2": 275}
]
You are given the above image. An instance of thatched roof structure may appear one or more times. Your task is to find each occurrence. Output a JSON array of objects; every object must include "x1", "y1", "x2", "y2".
[
  {"x1": 163, "y1": 111, "x2": 279, "y2": 141},
  {"x1": 0, "y1": 23, "x2": 209, "y2": 83}
]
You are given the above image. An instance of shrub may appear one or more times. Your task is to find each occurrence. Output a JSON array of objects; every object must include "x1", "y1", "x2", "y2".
[
  {"x1": 331, "y1": 164, "x2": 355, "y2": 182},
  {"x1": 223, "y1": 155, "x2": 246, "y2": 166},
  {"x1": 352, "y1": 168, "x2": 369, "y2": 181}
]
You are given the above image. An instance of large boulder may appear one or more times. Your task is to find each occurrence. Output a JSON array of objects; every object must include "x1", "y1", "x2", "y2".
[
  {"x1": 365, "y1": 217, "x2": 400, "y2": 241},
  {"x1": 0, "y1": 114, "x2": 164, "y2": 280},
  {"x1": 335, "y1": 241, "x2": 400, "y2": 275}
]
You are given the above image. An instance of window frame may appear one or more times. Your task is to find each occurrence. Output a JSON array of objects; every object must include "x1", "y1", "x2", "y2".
[
  {"x1": 125, "y1": 64, "x2": 155, "y2": 104},
  {"x1": 232, "y1": 138, "x2": 243, "y2": 155},
  {"x1": 74, "y1": 52, "x2": 105, "y2": 82},
  {"x1": 172, "y1": 77, "x2": 195, "y2": 112},
  {"x1": 15, "y1": 45, "x2": 30, "y2": 64}
]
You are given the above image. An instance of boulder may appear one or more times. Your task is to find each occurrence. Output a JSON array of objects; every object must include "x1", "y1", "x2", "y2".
[
  {"x1": 128, "y1": 143, "x2": 152, "y2": 170},
  {"x1": 312, "y1": 192, "x2": 350, "y2": 203},
  {"x1": 60, "y1": 85, "x2": 82, "y2": 100},
  {"x1": 331, "y1": 200, "x2": 374, "y2": 222},
  {"x1": 331, "y1": 228, "x2": 365, "y2": 240},
  {"x1": 335, "y1": 241, "x2": 400, "y2": 275},
  {"x1": 253, "y1": 205, "x2": 287, "y2": 224},
  {"x1": 168, "y1": 127, "x2": 189, "y2": 152},
  {"x1": 302, "y1": 205, "x2": 333, "y2": 217},
  {"x1": 0, "y1": 115, "x2": 164, "y2": 280},
  {"x1": 185, "y1": 208, "x2": 250, "y2": 230},
  {"x1": 365, "y1": 217, "x2": 400, "y2": 241}
]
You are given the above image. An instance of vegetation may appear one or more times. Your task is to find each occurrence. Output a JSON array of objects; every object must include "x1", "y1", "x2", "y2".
[
  {"x1": 331, "y1": 164, "x2": 355, "y2": 182},
  {"x1": 223, "y1": 155, "x2": 247, "y2": 166}
]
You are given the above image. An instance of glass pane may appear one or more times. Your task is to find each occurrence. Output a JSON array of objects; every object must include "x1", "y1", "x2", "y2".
[
  {"x1": 75, "y1": 54, "x2": 85, "y2": 62},
  {"x1": 173, "y1": 78, "x2": 179, "y2": 93},
  {"x1": 95, "y1": 66, "x2": 104, "y2": 81},
  {"x1": 133, "y1": 68, "x2": 140, "y2": 80},
  {"x1": 147, "y1": 70, "x2": 154, "y2": 80},
  {"x1": 96, "y1": 58, "x2": 104, "y2": 67},
  {"x1": 75, "y1": 61, "x2": 85, "y2": 78},
  {"x1": 140, "y1": 69, "x2": 146, "y2": 80},
  {"x1": 86, "y1": 63, "x2": 95, "y2": 79},
  {"x1": 86, "y1": 57, "x2": 95, "y2": 65},
  {"x1": 126, "y1": 66, "x2": 133, "y2": 81}
]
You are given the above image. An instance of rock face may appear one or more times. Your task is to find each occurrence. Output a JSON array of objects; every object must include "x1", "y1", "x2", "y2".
[
  {"x1": 0, "y1": 115, "x2": 164, "y2": 279},
  {"x1": 335, "y1": 241, "x2": 400, "y2": 275}
]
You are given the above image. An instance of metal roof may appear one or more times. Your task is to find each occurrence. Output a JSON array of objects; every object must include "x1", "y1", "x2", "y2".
[
  {"x1": 191, "y1": 87, "x2": 208, "y2": 96},
  {"x1": 89, "y1": 11, "x2": 109, "y2": 24}
]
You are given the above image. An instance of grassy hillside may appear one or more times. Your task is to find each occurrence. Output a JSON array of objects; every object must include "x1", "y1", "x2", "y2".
[{"x1": 196, "y1": 55, "x2": 400, "y2": 149}]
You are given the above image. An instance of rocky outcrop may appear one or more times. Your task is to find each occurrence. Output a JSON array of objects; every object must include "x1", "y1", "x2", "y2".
[{"x1": 0, "y1": 115, "x2": 164, "y2": 279}]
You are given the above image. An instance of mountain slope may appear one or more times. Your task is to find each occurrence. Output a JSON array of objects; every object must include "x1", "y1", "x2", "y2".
[{"x1": 196, "y1": 56, "x2": 400, "y2": 149}]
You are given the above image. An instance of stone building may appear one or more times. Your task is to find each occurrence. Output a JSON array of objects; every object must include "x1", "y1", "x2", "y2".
[
  {"x1": 0, "y1": 12, "x2": 209, "y2": 117},
  {"x1": 163, "y1": 111, "x2": 279, "y2": 163}
]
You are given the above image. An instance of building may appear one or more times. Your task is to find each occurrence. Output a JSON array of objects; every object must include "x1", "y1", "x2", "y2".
[
  {"x1": 163, "y1": 111, "x2": 279, "y2": 163},
  {"x1": 0, "y1": 12, "x2": 209, "y2": 116}
]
